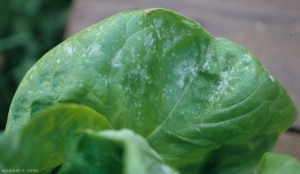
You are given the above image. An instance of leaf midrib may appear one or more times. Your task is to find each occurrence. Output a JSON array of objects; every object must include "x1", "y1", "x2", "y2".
[{"x1": 145, "y1": 70, "x2": 197, "y2": 140}]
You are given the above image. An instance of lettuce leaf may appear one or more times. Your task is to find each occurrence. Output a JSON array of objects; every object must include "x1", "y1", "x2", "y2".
[
  {"x1": 257, "y1": 153, "x2": 300, "y2": 174},
  {"x1": 1, "y1": 104, "x2": 112, "y2": 173},
  {"x1": 59, "y1": 129, "x2": 178, "y2": 174}
]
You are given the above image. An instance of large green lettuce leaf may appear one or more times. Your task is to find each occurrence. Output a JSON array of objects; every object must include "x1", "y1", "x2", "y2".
[{"x1": 4, "y1": 8, "x2": 297, "y2": 171}]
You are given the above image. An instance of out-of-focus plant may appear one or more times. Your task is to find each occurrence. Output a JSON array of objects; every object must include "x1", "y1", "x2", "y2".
[{"x1": 0, "y1": 0, "x2": 72, "y2": 130}]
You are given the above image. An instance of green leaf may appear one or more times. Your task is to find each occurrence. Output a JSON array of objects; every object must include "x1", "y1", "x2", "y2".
[
  {"x1": 257, "y1": 152, "x2": 300, "y2": 174},
  {"x1": 0, "y1": 104, "x2": 112, "y2": 173},
  {"x1": 199, "y1": 134, "x2": 278, "y2": 174},
  {"x1": 5, "y1": 8, "x2": 297, "y2": 169},
  {"x1": 58, "y1": 129, "x2": 178, "y2": 174}
]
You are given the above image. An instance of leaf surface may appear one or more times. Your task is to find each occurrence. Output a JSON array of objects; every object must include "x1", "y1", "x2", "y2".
[
  {"x1": 1, "y1": 104, "x2": 112, "y2": 172},
  {"x1": 257, "y1": 152, "x2": 300, "y2": 174},
  {"x1": 58, "y1": 129, "x2": 178, "y2": 174},
  {"x1": 199, "y1": 134, "x2": 279, "y2": 174}
]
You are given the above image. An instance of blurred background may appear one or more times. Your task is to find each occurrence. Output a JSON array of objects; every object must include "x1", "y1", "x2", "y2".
[
  {"x1": 0, "y1": 0, "x2": 300, "y2": 157},
  {"x1": 0, "y1": 0, "x2": 72, "y2": 130}
]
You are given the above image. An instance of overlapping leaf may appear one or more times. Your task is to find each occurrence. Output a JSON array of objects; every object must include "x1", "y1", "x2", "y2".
[
  {"x1": 59, "y1": 129, "x2": 178, "y2": 174},
  {"x1": 1, "y1": 104, "x2": 112, "y2": 173},
  {"x1": 257, "y1": 153, "x2": 300, "y2": 174}
]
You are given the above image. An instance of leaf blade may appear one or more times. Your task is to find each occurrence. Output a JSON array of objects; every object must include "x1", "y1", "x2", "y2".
[
  {"x1": 257, "y1": 152, "x2": 300, "y2": 174},
  {"x1": 58, "y1": 129, "x2": 179, "y2": 174},
  {"x1": 1, "y1": 104, "x2": 112, "y2": 172}
]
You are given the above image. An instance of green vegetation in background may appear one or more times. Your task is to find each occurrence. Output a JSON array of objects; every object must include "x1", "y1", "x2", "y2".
[{"x1": 0, "y1": 0, "x2": 72, "y2": 130}]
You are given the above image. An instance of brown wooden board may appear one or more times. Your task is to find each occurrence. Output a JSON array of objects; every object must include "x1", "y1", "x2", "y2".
[{"x1": 273, "y1": 132, "x2": 300, "y2": 159}]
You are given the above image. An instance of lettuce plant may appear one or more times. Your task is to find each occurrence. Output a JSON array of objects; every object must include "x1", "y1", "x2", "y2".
[{"x1": 0, "y1": 8, "x2": 298, "y2": 174}]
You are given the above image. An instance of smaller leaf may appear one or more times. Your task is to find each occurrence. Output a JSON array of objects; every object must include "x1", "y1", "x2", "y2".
[
  {"x1": 58, "y1": 129, "x2": 179, "y2": 174},
  {"x1": 0, "y1": 104, "x2": 112, "y2": 173},
  {"x1": 257, "y1": 152, "x2": 300, "y2": 174}
]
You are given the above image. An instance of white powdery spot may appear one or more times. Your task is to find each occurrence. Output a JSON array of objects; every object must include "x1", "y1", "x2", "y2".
[
  {"x1": 88, "y1": 44, "x2": 101, "y2": 56},
  {"x1": 144, "y1": 33, "x2": 155, "y2": 48},
  {"x1": 112, "y1": 50, "x2": 122, "y2": 67},
  {"x1": 269, "y1": 75, "x2": 275, "y2": 82},
  {"x1": 56, "y1": 59, "x2": 60, "y2": 64},
  {"x1": 41, "y1": 81, "x2": 50, "y2": 89},
  {"x1": 163, "y1": 85, "x2": 175, "y2": 95},
  {"x1": 163, "y1": 35, "x2": 182, "y2": 53},
  {"x1": 242, "y1": 54, "x2": 252, "y2": 63},
  {"x1": 134, "y1": 102, "x2": 142, "y2": 108},
  {"x1": 209, "y1": 71, "x2": 233, "y2": 101},
  {"x1": 231, "y1": 66, "x2": 236, "y2": 73},
  {"x1": 181, "y1": 19, "x2": 196, "y2": 28},
  {"x1": 130, "y1": 47, "x2": 136, "y2": 57},
  {"x1": 202, "y1": 54, "x2": 214, "y2": 72},
  {"x1": 139, "y1": 69, "x2": 149, "y2": 81},
  {"x1": 170, "y1": 26, "x2": 177, "y2": 34},
  {"x1": 163, "y1": 41, "x2": 172, "y2": 53},
  {"x1": 153, "y1": 19, "x2": 163, "y2": 28},
  {"x1": 65, "y1": 43, "x2": 74, "y2": 55},
  {"x1": 230, "y1": 86, "x2": 236, "y2": 91},
  {"x1": 209, "y1": 95, "x2": 215, "y2": 101},
  {"x1": 202, "y1": 61, "x2": 210, "y2": 71},
  {"x1": 176, "y1": 59, "x2": 198, "y2": 88},
  {"x1": 217, "y1": 72, "x2": 232, "y2": 93},
  {"x1": 29, "y1": 75, "x2": 33, "y2": 80},
  {"x1": 127, "y1": 64, "x2": 149, "y2": 94}
]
